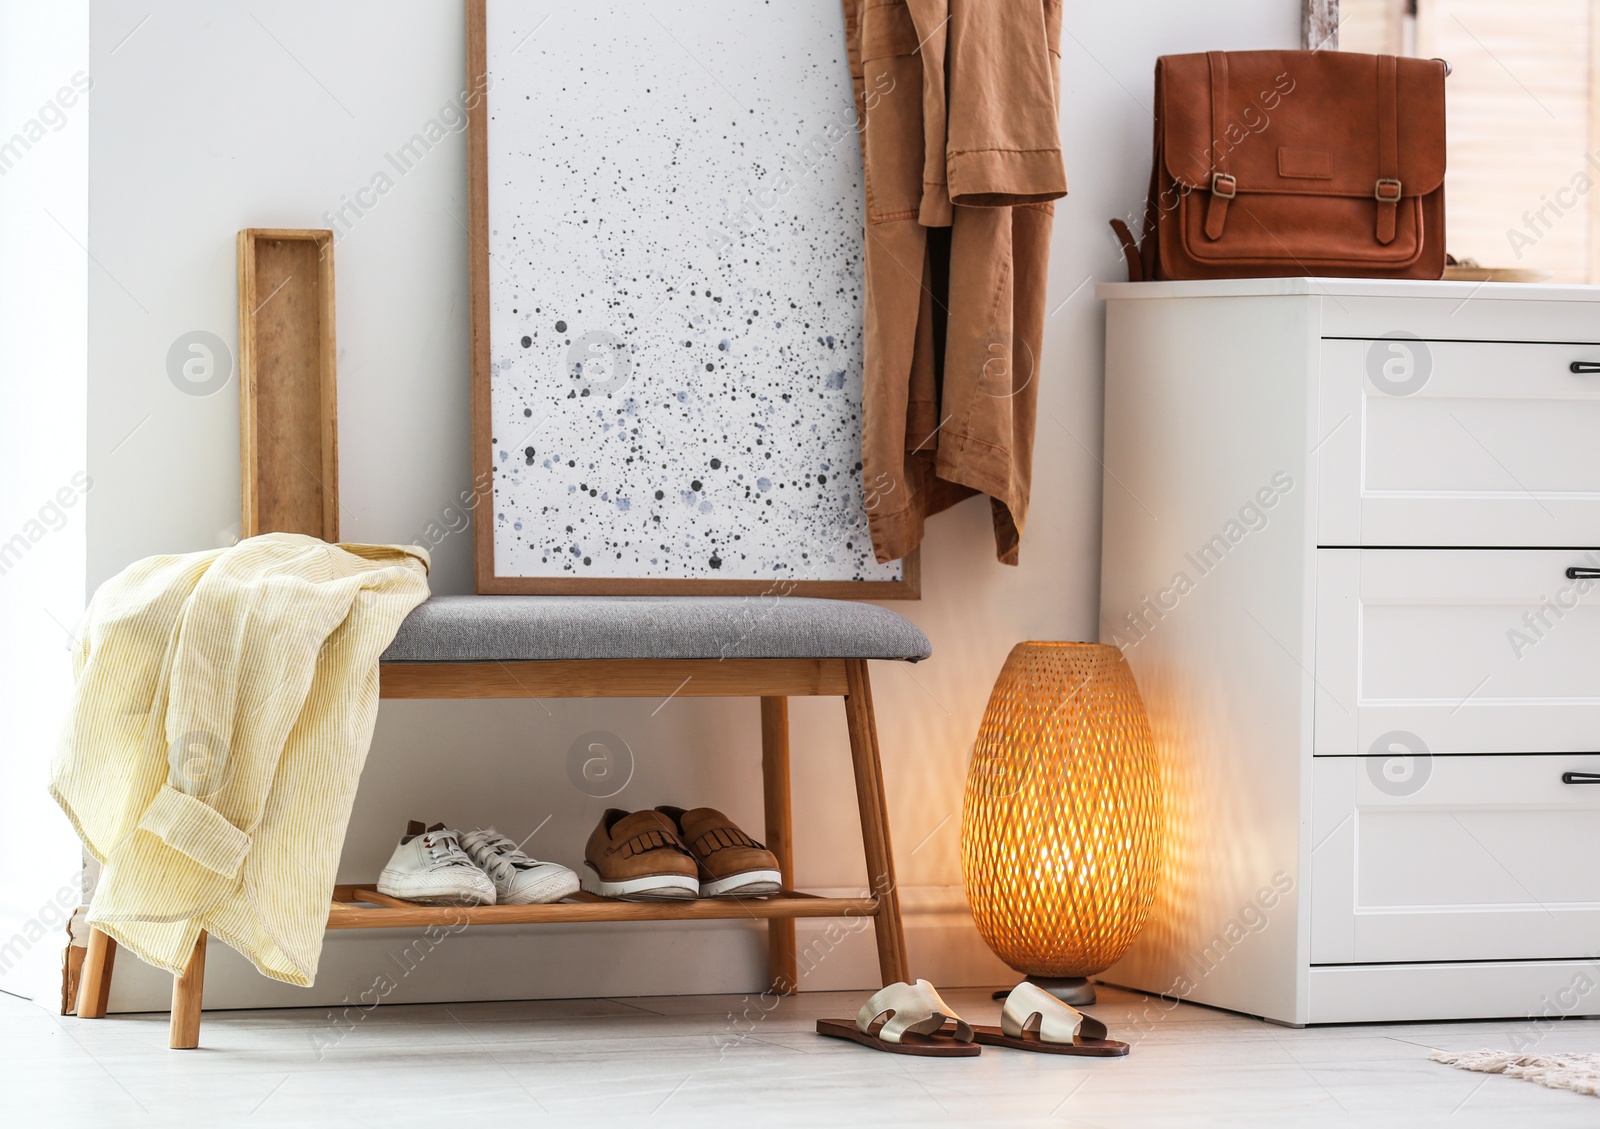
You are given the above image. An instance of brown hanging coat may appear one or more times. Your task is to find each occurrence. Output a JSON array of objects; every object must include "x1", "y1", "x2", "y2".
[{"x1": 842, "y1": 0, "x2": 1066, "y2": 565}]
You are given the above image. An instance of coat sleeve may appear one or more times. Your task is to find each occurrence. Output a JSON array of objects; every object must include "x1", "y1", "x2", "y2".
[{"x1": 944, "y1": 0, "x2": 1067, "y2": 207}]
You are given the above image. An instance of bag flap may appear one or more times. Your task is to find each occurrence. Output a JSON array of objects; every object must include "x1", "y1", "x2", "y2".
[{"x1": 1157, "y1": 50, "x2": 1446, "y2": 198}]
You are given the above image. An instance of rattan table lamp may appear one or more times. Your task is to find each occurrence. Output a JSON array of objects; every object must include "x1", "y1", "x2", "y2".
[{"x1": 960, "y1": 642, "x2": 1160, "y2": 1005}]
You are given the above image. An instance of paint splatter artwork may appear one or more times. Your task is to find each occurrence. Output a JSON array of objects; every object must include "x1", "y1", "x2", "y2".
[{"x1": 482, "y1": 0, "x2": 900, "y2": 586}]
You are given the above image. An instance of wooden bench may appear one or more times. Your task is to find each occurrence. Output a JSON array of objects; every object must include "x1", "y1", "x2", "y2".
[{"x1": 74, "y1": 594, "x2": 929, "y2": 1048}]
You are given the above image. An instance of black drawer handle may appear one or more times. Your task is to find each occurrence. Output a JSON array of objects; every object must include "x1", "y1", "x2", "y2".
[
  {"x1": 1563, "y1": 772, "x2": 1600, "y2": 784},
  {"x1": 1572, "y1": 362, "x2": 1600, "y2": 373},
  {"x1": 1565, "y1": 567, "x2": 1600, "y2": 579}
]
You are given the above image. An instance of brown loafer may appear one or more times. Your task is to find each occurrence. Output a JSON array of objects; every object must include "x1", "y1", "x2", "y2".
[
  {"x1": 580, "y1": 809, "x2": 700, "y2": 901},
  {"x1": 656, "y1": 806, "x2": 782, "y2": 898}
]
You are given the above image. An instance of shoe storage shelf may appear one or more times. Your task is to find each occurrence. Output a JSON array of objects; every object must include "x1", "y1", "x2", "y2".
[{"x1": 75, "y1": 596, "x2": 931, "y2": 1048}]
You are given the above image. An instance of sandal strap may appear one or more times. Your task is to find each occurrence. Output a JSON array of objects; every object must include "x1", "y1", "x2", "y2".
[
  {"x1": 1001, "y1": 980, "x2": 1109, "y2": 1043},
  {"x1": 855, "y1": 979, "x2": 974, "y2": 1045}
]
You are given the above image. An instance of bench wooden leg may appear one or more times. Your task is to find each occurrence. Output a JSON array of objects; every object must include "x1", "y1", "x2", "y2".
[
  {"x1": 761, "y1": 695, "x2": 797, "y2": 995},
  {"x1": 169, "y1": 931, "x2": 207, "y2": 1049},
  {"x1": 842, "y1": 659, "x2": 910, "y2": 986},
  {"x1": 76, "y1": 927, "x2": 117, "y2": 1018}
]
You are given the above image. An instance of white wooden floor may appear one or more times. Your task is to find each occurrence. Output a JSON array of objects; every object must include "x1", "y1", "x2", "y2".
[{"x1": 4, "y1": 984, "x2": 1597, "y2": 1127}]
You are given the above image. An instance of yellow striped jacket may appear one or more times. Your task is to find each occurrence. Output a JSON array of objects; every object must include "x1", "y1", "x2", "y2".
[{"x1": 50, "y1": 533, "x2": 429, "y2": 985}]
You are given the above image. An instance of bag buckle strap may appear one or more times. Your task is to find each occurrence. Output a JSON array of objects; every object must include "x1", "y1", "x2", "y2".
[
  {"x1": 1374, "y1": 56, "x2": 1401, "y2": 244},
  {"x1": 1205, "y1": 52, "x2": 1233, "y2": 241},
  {"x1": 1205, "y1": 173, "x2": 1235, "y2": 240}
]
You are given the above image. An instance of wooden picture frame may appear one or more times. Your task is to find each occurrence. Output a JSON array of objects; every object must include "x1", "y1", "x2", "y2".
[{"x1": 465, "y1": 0, "x2": 918, "y2": 598}]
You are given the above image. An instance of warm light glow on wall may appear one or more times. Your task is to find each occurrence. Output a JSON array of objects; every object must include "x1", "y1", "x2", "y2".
[{"x1": 961, "y1": 642, "x2": 1161, "y2": 978}]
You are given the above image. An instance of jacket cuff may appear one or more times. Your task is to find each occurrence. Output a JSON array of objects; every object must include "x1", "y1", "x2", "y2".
[
  {"x1": 947, "y1": 147, "x2": 1068, "y2": 207},
  {"x1": 137, "y1": 784, "x2": 250, "y2": 878}
]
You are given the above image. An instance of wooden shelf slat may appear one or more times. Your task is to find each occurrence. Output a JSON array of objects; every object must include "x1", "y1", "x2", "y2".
[
  {"x1": 348, "y1": 888, "x2": 417, "y2": 910},
  {"x1": 326, "y1": 888, "x2": 876, "y2": 929}
]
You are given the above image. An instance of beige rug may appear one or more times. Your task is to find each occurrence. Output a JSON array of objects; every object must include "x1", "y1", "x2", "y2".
[{"x1": 1432, "y1": 1050, "x2": 1600, "y2": 1097}]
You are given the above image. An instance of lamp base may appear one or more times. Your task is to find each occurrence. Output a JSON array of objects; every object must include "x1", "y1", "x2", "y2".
[{"x1": 991, "y1": 977, "x2": 1096, "y2": 1006}]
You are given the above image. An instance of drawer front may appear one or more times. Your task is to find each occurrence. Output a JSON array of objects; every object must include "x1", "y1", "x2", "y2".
[
  {"x1": 1317, "y1": 338, "x2": 1600, "y2": 546},
  {"x1": 1311, "y1": 754, "x2": 1600, "y2": 964},
  {"x1": 1317, "y1": 292, "x2": 1600, "y2": 343},
  {"x1": 1314, "y1": 548, "x2": 1600, "y2": 754}
]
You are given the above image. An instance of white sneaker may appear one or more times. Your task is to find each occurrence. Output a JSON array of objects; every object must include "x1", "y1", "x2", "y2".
[
  {"x1": 461, "y1": 827, "x2": 580, "y2": 905},
  {"x1": 377, "y1": 821, "x2": 497, "y2": 905}
]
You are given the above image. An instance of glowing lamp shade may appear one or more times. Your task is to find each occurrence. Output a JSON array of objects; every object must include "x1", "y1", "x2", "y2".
[{"x1": 960, "y1": 642, "x2": 1160, "y2": 994}]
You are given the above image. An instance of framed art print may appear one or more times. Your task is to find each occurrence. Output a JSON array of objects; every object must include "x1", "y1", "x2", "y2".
[{"x1": 467, "y1": 0, "x2": 916, "y2": 597}]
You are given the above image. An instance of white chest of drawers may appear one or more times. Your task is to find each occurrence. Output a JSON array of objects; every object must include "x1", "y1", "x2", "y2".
[{"x1": 1097, "y1": 277, "x2": 1600, "y2": 1025}]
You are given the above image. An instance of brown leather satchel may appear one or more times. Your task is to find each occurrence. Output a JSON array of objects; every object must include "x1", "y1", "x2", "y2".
[{"x1": 1110, "y1": 50, "x2": 1449, "y2": 281}]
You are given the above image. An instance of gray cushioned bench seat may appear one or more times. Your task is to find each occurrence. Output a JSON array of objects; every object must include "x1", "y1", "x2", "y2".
[{"x1": 381, "y1": 595, "x2": 931, "y2": 663}]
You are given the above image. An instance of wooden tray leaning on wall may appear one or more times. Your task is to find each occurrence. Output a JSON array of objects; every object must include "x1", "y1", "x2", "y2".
[{"x1": 237, "y1": 228, "x2": 339, "y2": 540}]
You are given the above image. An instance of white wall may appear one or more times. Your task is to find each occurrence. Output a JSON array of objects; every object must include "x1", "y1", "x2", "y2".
[
  {"x1": 0, "y1": 0, "x2": 91, "y2": 1008},
  {"x1": 71, "y1": 0, "x2": 1300, "y2": 1011}
]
